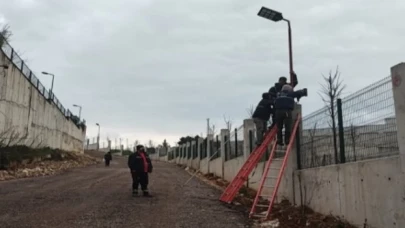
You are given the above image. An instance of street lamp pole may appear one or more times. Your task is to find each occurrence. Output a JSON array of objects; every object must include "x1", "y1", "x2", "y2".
[
  {"x1": 258, "y1": 7, "x2": 295, "y2": 87},
  {"x1": 96, "y1": 123, "x2": 100, "y2": 151},
  {"x1": 73, "y1": 104, "x2": 82, "y2": 120},
  {"x1": 41, "y1": 71, "x2": 55, "y2": 98},
  {"x1": 285, "y1": 19, "x2": 293, "y2": 83}
]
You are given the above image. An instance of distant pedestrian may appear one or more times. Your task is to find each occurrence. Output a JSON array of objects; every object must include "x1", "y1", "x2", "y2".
[
  {"x1": 104, "y1": 151, "x2": 112, "y2": 167},
  {"x1": 252, "y1": 92, "x2": 273, "y2": 145},
  {"x1": 128, "y1": 145, "x2": 153, "y2": 197}
]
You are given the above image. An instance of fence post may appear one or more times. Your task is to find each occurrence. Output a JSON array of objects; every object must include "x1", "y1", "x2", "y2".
[
  {"x1": 216, "y1": 135, "x2": 220, "y2": 157},
  {"x1": 220, "y1": 129, "x2": 229, "y2": 179},
  {"x1": 234, "y1": 128, "x2": 238, "y2": 157},
  {"x1": 390, "y1": 63, "x2": 405, "y2": 173},
  {"x1": 207, "y1": 134, "x2": 213, "y2": 173},
  {"x1": 337, "y1": 98, "x2": 346, "y2": 163},
  {"x1": 224, "y1": 135, "x2": 228, "y2": 161},
  {"x1": 249, "y1": 130, "x2": 253, "y2": 153},
  {"x1": 295, "y1": 125, "x2": 302, "y2": 170}
]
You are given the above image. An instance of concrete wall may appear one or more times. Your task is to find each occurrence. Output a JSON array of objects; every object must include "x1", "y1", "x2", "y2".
[
  {"x1": 0, "y1": 47, "x2": 86, "y2": 152},
  {"x1": 210, "y1": 157, "x2": 222, "y2": 177},
  {"x1": 200, "y1": 158, "x2": 208, "y2": 174},
  {"x1": 191, "y1": 158, "x2": 199, "y2": 170},
  {"x1": 294, "y1": 156, "x2": 404, "y2": 228}
]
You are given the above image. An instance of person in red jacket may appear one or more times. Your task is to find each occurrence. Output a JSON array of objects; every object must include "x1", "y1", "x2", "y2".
[{"x1": 128, "y1": 145, "x2": 153, "y2": 197}]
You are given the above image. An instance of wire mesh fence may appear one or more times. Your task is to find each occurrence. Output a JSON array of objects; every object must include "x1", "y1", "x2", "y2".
[
  {"x1": 200, "y1": 137, "x2": 208, "y2": 159},
  {"x1": 225, "y1": 125, "x2": 244, "y2": 161},
  {"x1": 300, "y1": 76, "x2": 399, "y2": 169},
  {"x1": 236, "y1": 125, "x2": 244, "y2": 157},
  {"x1": 192, "y1": 141, "x2": 198, "y2": 159},
  {"x1": 0, "y1": 39, "x2": 84, "y2": 128},
  {"x1": 210, "y1": 135, "x2": 221, "y2": 161}
]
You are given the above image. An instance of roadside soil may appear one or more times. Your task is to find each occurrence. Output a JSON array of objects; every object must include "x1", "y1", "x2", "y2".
[
  {"x1": 0, "y1": 150, "x2": 100, "y2": 181},
  {"x1": 182, "y1": 166, "x2": 357, "y2": 228}
]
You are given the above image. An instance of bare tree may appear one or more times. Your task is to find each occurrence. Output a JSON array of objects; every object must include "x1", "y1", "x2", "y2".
[
  {"x1": 223, "y1": 114, "x2": 233, "y2": 159},
  {"x1": 308, "y1": 123, "x2": 318, "y2": 167},
  {"x1": 319, "y1": 66, "x2": 346, "y2": 164},
  {"x1": 210, "y1": 124, "x2": 217, "y2": 136},
  {"x1": 0, "y1": 24, "x2": 12, "y2": 48},
  {"x1": 148, "y1": 139, "x2": 155, "y2": 148},
  {"x1": 223, "y1": 114, "x2": 233, "y2": 132},
  {"x1": 246, "y1": 104, "x2": 255, "y2": 118},
  {"x1": 0, "y1": 24, "x2": 29, "y2": 63},
  {"x1": 162, "y1": 139, "x2": 169, "y2": 149},
  {"x1": 349, "y1": 124, "x2": 359, "y2": 161}
]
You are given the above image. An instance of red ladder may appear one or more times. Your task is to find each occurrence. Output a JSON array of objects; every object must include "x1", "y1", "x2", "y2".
[
  {"x1": 219, "y1": 126, "x2": 278, "y2": 204},
  {"x1": 249, "y1": 114, "x2": 301, "y2": 220}
]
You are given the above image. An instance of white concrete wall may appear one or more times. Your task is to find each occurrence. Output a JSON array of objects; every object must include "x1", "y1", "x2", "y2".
[
  {"x1": 294, "y1": 156, "x2": 404, "y2": 228},
  {"x1": 200, "y1": 157, "x2": 208, "y2": 174},
  {"x1": 191, "y1": 158, "x2": 199, "y2": 170},
  {"x1": 0, "y1": 48, "x2": 86, "y2": 152},
  {"x1": 223, "y1": 156, "x2": 244, "y2": 182},
  {"x1": 209, "y1": 157, "x2": 222, "y2": 177}
]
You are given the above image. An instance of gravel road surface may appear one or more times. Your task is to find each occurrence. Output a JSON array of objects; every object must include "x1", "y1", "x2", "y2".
[{"x1": 0, "y1": 156, "x2": 251, "y2": 228}]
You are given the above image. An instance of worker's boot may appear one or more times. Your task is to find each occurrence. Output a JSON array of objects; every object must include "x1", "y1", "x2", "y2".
[
  {"x1": 143, "y1": 190, "x2": 152, "y2": 197},
  {"x1": 132, "y1": 189, "x2": 138, "y2": 197}
]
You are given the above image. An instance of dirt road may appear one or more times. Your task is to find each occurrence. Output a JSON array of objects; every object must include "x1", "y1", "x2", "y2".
[{"x1": 0, "y1": 156, "x2": 251, "y2": 228}]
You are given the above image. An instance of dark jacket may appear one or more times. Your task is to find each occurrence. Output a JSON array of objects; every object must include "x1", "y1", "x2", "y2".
[
  {"x1": 128, "y1": 151, "x2": 153, "y2": 173},
  {"x1": 104, "y1": 152, "x2": 112, "y2": 161},
  {"x1": 268, "y1": 73, "x2": 299, "y2": 100},
  {"x1": 252, "y1": 93, "x2": 273, "y2": 121},
  {"x1": 274, "y1": 90, "x2": 301, "y2": 110}
]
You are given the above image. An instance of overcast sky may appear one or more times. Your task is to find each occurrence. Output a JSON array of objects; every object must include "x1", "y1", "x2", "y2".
[{"x1": 1, "y1": 0, "x2": 404, "y2": 147}]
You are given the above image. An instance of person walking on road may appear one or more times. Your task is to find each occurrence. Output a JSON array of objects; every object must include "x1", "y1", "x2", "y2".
[
  {"x1": 128, "y1": 145, "x2": 153, "y2": 197},
  {"x1": 104, "y1": 151, "x2": 112, "y2": 167}
]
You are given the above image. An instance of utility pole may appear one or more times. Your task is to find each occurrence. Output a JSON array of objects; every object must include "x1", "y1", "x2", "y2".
[
  {"x1": 206, "y1": 118, "x2": 210, "y2": 173},
  {"x1": 206, "y1": 118, "x2": 210, "y2": 136}
]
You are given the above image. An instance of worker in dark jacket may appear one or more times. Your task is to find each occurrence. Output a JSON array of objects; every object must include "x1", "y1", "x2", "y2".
[
  {"x1": 128, "y1": 145, "x2": 153, "y2": 197},
  {"x1": 252, "y1": 92, "x2": 273, "y2": 145},
  {"x1": 268, "y1": 73, "x2": 298, "y2": 128},
  {"x1": 268, "y1": 73, "x2": 298, "y2": 98},
  {"x1": 104, "y1": 152, "x2": 112, "y2": 167},
  {"x1": 274, "y1": 84, "x2": 304, "y2": 146}
]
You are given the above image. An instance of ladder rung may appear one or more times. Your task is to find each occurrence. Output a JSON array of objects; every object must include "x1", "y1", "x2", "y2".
[
  {"x1": 256, "y1": 204, "x2": 269, "y2": 208},
  {"x1": 266, "y1": 176, "x2": 278, "y2": 179},
  {"x1": 251, "y1": 213, "x2": 266, "y2": 218},
  {"x1": 252, "y1": 214, "x2": 266, "y2": 218}
]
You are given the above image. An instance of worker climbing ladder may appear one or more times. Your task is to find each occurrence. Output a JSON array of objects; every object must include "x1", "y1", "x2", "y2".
[
  {"x1": 249, "y1": 114, "x2": 301, "y2": 220},
  {"x1": 219, "y1": 126, "x2": 278, "y2": 203}
]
